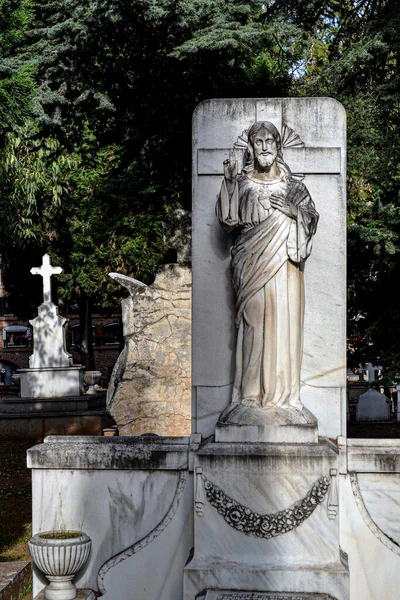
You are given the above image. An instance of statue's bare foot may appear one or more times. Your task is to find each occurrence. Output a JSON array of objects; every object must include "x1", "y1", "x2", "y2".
[{"x1": 241, "y1": 397, "x2": 261, "y2": 407}]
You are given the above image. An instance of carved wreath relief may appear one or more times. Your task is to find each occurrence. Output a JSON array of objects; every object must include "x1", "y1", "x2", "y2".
[{"x1": 203, "y1": 475, "x2": 330, "y2": 539}]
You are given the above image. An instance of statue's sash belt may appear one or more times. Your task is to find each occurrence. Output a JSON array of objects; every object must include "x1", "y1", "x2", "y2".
[{"x1": 232, "y1": 211, "x2": 292, "y2": 327}]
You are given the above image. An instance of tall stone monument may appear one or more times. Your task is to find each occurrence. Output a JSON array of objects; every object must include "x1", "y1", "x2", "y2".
[
  {"x1": 18, "y1": 254, "x2": 84, "y2": 398},
  {"x1": 185, "y1": 97, "x2": 348, "y2": 599},
  {"x1": 192, "y1": 98, "x2": 346, "y2": 439}
]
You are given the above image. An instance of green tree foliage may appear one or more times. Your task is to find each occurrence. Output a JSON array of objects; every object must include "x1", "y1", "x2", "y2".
[
  {"x1": 281, "y1": 0, "x2": 400, "y2": 374},
  {"x1": 1, "y1": 0, "x2": 400, "y2": 373},
  {"x1": 0, "y1": 0, "x2": 35, "y2": 140},
  {"x1": 4, "y1": 0, "x2": 305, "y2": 294}
]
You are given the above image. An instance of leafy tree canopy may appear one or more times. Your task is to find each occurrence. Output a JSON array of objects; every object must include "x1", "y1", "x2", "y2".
[{"x1": 1, "y1": 0, "x2": 400, "y2": 374}]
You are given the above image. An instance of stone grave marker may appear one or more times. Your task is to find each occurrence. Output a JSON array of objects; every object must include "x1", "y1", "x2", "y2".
[
  {"x1": 17, "y1": 254, "x2": 84, "y2": 398},
  {"x1": 356, "y1": 388, "x2": 391, "y2": 421}
]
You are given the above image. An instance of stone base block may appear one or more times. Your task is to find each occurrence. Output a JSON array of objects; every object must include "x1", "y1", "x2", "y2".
[
  {"x1": 201, "y1": 592, "x2": 337, "y2": 600},
  {"x1": 18, "y1": 366, "x2": 84, "y2": 398},
  {"x1": 186, "y1": 439, "x2": 347, "y2": 599},
  {"x1": 35, "y1": 590, "x2": 95, "y2": 600},
  {"x1": 184, "y1": 564, "x2": 349, "y2": 600},
  {"x1": 215, "y1": 422, "x2": 318, "y2": 443},
  {"x1": 215, "y1": 405, "x2": 318, "y2": 443}
]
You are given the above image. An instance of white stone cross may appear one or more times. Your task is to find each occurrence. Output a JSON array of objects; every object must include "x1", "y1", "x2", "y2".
[
  {"x1": 31, "y1": 254, "x2": 63, "y2": 304},
  {"x1": 197, "y1": 100, "x2": 342, "y2": 176}
]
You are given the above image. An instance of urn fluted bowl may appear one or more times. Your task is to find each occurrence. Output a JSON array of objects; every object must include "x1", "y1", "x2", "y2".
[
  {"x1": 83, "y1": 370, "x2": 102, "y2": 394},
  {"x1": 28, "y1": 530, "x2": 91, "y2": 600}
]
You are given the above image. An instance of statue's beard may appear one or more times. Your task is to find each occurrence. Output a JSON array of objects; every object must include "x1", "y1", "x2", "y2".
[{"x1": 255, "y1": 153, "x2": 276, "y2": 169}]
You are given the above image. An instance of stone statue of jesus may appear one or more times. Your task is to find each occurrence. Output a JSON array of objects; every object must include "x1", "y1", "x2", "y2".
[{"x1": 216, "y1": 121, "x2": 319, "y2": 412}]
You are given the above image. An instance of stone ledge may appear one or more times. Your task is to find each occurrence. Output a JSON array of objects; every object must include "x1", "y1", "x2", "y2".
[
  {"x1": 197, "y1": 437, "x2": 338, "y2": 457},
  {"x1": 35, "y1": 590, "x2": 95, "y2": 600},
  {"x1": 17, "y1": 366, "x2": 85, "y2": 373},
  {"x1": 27, "y1": 435, "x2": 190, "y2": 470},
  {"x1": 347, "y1": 439, "x2": 400, "y2": 472},
  {"x1": 196, "y1": 438, "x2": 338, "y2": 475},
  {"x1": 0, "y1": 561, "x2": 31, "y2": 600},
  {"x1": 202, "y1": 592, "x2": 337, "y2": 600},
  {"x1": 185, "y1": 562, "x2": 349, "y2": 600},
  {"x1": 0, "y1": 409, "x2": 107, "y2": 419}
]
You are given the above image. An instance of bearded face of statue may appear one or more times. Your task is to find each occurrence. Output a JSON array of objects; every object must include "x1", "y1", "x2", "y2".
[{"x1": 252, "y1": 127, "x2": 278, "y2": 170}]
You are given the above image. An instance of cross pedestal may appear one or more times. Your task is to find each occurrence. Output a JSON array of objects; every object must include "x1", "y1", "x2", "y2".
[{"x1": 18, "y1": 254, "x2": 84, "y2": 398}]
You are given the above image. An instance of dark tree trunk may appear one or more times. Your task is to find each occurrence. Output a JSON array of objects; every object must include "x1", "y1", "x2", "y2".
[{"x1": 79, "y1": 292, "x2": 95, "y2": 370}]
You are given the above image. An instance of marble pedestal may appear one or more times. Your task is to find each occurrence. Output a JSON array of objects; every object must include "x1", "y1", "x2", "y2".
[
  {"x1": 201, "y1": 593, "x2": 338, "y2": 600},
  {"x1": 215, "y1": 405, "x2": 318, "y2": 443},
  {"x1": 18, "y1": 366, "x2": 84, "y2": 398},
  {"x1": 184, "y1": 439, "x2": 348, "y2": 600}
]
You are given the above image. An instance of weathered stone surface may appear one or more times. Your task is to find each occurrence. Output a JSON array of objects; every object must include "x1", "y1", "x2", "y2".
[
  {"x1": 29, "y1": 440, "x2": 193, "y2": 599},
  {"x1": 192, "y1": 98, "x2": 346, "y2": 439},
  {"x1": 0, "y1": 561, "x2": 31, "y2": 600},
  {"x1": 35, "y1": 590, "x2": 95, "y2": 600},
  {"x1": 27, "y1": 435, "x2": 190, "y2": 470},
  {"x1": 109, "y1": 264, "x2": 191, "y2": 436},
  {"x1": 203, "y1": 593, "x2": 337, "y2": 600}
]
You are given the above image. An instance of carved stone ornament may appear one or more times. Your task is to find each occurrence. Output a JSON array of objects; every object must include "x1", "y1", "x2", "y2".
[
  {"x1": 216, "y1": 121, "x2": 319, "y2": 417},
  {"x1": 203, "y1": 475, "x2": 330, "y2": 538},
  {"x1": 350, "y1": 473, "x2": 400, "y2": 556},
  {"x1": 233, "y1": 123, "x2": 305, "y2": 180},
  {"x1": 208, "y1": 593, "x2": 337, "y2": 600}
]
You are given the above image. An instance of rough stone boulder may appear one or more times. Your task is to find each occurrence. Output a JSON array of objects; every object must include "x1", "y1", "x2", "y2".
[{"x1": 108, "y1": 264, "x2": 191, "y2": 436}]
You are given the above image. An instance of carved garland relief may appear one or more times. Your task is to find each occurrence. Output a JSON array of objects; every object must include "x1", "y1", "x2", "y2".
[{"x1": 201, "y1": 475, "x2": 330, "y2": 539}]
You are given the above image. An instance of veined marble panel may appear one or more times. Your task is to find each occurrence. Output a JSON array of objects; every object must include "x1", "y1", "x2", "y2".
[
  {"x1": 192, "y1": 442, "x2": 340, "y2": 569},
  {"x1": 30, "y1": 454, "x2": 193, "y2": 599},
  {"x1": 340, "y1": 474, "x2": 400, "y2": 600},
  {"x1": 356, "y1": 473, "x2": 400, "y2": 547}
]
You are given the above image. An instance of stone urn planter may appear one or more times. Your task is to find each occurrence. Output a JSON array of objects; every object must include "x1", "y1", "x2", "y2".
[
  {"x1": 83, "y1": 370, "x2": 102, "y2": 395},
  {"x1": 28, "y1": 530, "x2": 91, "y2": 600},
  {"x1": 11, "y1": 373, "x2": 20, "y2": 387}
]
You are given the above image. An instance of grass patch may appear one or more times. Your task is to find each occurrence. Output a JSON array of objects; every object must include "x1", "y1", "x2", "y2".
[
  {"x1": 10, "y1": 577, "x2": 32, "y2": 600},
  {"x1": 0, "y1": 441, "x2": 33, "y2": 563}
]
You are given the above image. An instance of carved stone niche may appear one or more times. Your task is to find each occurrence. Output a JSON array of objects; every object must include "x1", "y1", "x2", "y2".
[{"x1": 200, "y1": 592, "x2": 337, "y2": 600}]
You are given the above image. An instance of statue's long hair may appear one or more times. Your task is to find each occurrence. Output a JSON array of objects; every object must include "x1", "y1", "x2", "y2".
[{"x1": 242, "y1": 121, "x2": 291, "y2": 178}]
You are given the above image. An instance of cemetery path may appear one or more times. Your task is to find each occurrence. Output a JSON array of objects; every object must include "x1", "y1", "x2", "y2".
[{"x1": 0, "y1": 440, "x2": 32, "y2": 564}]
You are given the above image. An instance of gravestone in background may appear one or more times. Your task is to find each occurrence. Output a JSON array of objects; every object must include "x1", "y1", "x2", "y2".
[
  {"x1": 17, "y1": 254, "x2": 84, "y2": 398},
  {"x1": 356, "y1": 388, "x2": 391, "y2": 421}
]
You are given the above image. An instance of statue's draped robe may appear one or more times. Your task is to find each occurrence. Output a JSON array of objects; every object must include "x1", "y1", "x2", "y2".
[{"x1": 216, "y1": 172, "x2": 318, "y2": 409}]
